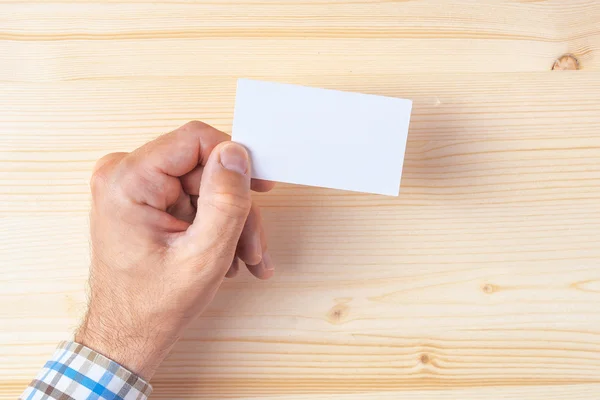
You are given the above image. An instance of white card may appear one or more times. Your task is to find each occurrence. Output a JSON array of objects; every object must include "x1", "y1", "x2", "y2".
[{"x1": 231, "y1": 79, "x2": 412, "y2": 196}]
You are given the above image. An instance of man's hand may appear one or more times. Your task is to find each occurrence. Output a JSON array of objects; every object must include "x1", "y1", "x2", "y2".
[{"x1": 75, "y1": 121, "x2": 275, "y2": 380}]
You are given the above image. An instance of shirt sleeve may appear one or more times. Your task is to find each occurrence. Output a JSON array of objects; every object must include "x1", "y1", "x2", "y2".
[{"x1": 20, "y1": 341, "x2": 152, "y2": 400}]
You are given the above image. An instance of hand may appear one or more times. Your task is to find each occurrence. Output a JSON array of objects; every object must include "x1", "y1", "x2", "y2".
[{"x1": 75, "y1": 121, "x2": 275, "y2": 380}]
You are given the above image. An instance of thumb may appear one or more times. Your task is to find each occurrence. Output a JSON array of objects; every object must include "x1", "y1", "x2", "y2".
[{"x1": 185, "y1": 142, "x2": 252, "y2": 271}]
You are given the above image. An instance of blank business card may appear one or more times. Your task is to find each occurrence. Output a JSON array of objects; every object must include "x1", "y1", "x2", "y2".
[{"x1": 231, "y1": 79, "x2": 412, "y2": 196}]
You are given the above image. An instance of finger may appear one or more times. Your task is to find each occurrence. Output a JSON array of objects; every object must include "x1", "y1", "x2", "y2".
[
  {"x1": 246, "y1": 251, "x2": 275, "y2": 280},
  {"x1": 116, "y1": 121, "x2": 227, "y2": 211},
  {"x1": 117, "y1": 156, "x2": 183, "y2": 211},
  {"x1": 182, "y1": 164, "x2": 274, "y2": 196},
  {"x1": 129, "y1": 121, "x2": 228, "y2": 177},
  {"x1": 251, "y1": 180, "x2": 276, "y2": 193},
  {"x1": 180, "y1": 165, "x2": 205, "y2": 195},
  {"x1": 225, "y1": 257, "x2": 240, "y2": 278},
  {"x1": 166, "y1": 187, "x2": 196, "y2": 224},
  {"x1": 236, "y1": 203, "x2": 262, "y2": 266},
  {"x1": 90, "y1": 151, "x2": 189, "y2": 234},
  {"x1": 245, "y1": 216, "x2": 275, "y2": 280},
  {"x1": 190, "y1": 195, "x2": 199, "y2": 209},
  {"x1": 183, "y1": 142, "x2": 252, "y2": 275}
]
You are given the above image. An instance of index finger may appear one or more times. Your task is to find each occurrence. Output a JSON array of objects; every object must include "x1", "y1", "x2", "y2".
[
  {"x1": 181, "y1": 165, "x2": 276, "y2": 195},
  {"x1": 130, "y1": 121, "x2": 229, "y2": 177},
  {"x1": 251, "y1": 179, "x2": 276, "y2": 193}
]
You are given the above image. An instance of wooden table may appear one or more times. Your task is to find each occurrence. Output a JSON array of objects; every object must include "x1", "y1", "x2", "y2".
[{"x1": 2, "y1": 1, "x2": 600, "y2": 399}]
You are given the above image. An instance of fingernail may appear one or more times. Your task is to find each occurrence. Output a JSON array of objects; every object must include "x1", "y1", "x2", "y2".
[
  {"x1": 262, "y1": 251, "x2": 275, "y2": 271},
  {"x1": 253, "y1": 236, "x2": 263, "y2": 263},
  {"x1": 220, "y1": 143, "x2": 248, "y2": 175}
]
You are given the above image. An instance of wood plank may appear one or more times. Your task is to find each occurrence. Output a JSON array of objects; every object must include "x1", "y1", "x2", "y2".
[
  {"x1": 0, "y1": 0, "x2": 598, "y2": 81},
  {"x1": 2, "y1": 73, "x2": 600, "y2": 213},
  {"x1": 1, "y1": 0, "x2": 600, "y2": 399}
]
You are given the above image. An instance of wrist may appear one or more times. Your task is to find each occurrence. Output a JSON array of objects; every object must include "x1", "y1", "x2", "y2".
[{"x1": 75, "y1": 309, "x2": 179, "y2": 380}]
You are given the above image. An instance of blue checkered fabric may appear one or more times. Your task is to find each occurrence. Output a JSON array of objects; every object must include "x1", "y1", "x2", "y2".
[{"x1": 20, "y1": 341, "x2": 152, "y2": 400}]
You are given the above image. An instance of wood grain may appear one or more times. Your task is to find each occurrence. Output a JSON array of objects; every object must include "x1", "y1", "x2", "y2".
[{"x1": 1, "y1": 0, "x2": 600, "y2": 399}]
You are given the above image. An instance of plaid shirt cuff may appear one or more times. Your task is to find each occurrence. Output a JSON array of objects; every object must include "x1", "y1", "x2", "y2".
[{"x1": 20, "y1": 341, "x2": 152, "y2": 400}]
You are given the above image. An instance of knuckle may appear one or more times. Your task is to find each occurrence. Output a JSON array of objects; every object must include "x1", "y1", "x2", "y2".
[
  {"x1": 89, "y1": 169, "x2": 108, "y2": 195},
  {"x1": 90, "y1": 159, "x2": 113, "y2": 195},
  {"x1": 207, "y1": 190, "x2": 252, "y2": 218},
  {"x1": 90, "y1": 152, "x2": 127, "y2": 195},
  {"x1": 181, "y1": 120, "x2": 209, "y2": 133},
  {"x1": 117, "y1": 153, "x2": 138, "y2": 176}
]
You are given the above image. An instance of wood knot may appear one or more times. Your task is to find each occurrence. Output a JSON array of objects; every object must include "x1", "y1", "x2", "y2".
[
  {"x1": 552, "y1": 54, "x2": 579, "y2": 70},
  {"x1": 482, "y1": 283, "x2": 495, "y2": 294},
  {"x1": 419, "y1": 353, "x2": 430, "y2": 364},
  {"x1": 327, "y1": 303, "x2": 349, "y2": 324}
]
